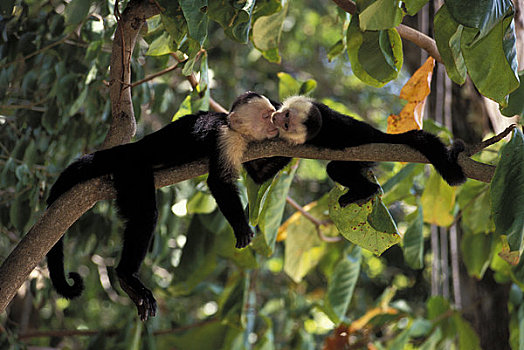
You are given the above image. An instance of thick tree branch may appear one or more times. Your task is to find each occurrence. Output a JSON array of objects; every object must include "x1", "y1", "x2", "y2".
[
  {"x1": 102, "y1": 0, "x2": 160, "y2": 149},
  {"x1": 0, "y1": 132, "x2": 504, "y2": 312}
]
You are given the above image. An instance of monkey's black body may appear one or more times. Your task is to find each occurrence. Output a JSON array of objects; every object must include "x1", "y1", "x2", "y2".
[
  {"x1": 253, "y1": 101, "x2": 466, "y2": 205},
  {"x1": 47, "y1": 111, "x2": 255, "y2": 320}
]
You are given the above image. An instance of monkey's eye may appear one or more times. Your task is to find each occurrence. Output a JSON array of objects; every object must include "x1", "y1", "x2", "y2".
[
  {"x1": 285, "y1": 111, "x2": 289, "y2": 119},
  {"x1": 284, "y1": 122, "x2": 289, "y2": 130}
]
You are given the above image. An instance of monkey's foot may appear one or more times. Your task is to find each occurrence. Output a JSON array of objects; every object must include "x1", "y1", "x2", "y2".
[
  {"x1": 235, "y1": 229, "x2": 254, "y2": 249},
  {"x1": 118, "y1": 274, "x2": 157, "y2": 321},
  {"x1": 339, "y1": 184, "x2": 380, "y2": 207}
]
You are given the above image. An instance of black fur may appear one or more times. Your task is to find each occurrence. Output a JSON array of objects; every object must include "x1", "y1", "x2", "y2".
[
  {"x1": 46, "y1": 93, "x2": 268, "y2": 321},
  {"x1": 257, "y1": 98, "x2": 466, "y2": 203}
]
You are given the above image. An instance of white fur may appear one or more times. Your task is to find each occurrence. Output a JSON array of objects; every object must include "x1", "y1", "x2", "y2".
[
  {"x1": 277, "y1": 96, "x2": 312, "y2": 144},
  {"x1": 218, "y1": 126, "x2": 248, "y2": 175}
]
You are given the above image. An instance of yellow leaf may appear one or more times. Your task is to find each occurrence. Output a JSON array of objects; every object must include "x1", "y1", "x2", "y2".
[
  {"x1": 387, "y1": 57, "x2": 435, "y2": 134},
  {"x1": 421, "y1": 169, "x2": 456, "y2": 226}
]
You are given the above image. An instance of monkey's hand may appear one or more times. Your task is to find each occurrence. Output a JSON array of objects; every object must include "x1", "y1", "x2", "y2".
[
  {"x1": 234, "y1": 226, "x2": 255, "y2": 249},
  {"x1": 118, "y1": 273, "x2": 157, "y2": 321}
]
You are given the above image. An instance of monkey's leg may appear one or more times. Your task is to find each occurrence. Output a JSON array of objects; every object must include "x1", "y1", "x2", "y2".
[
  {"x1": 326, "y1": 161, "x2": 380, "y2": 206},
  {"x1": 207, "y1": 167, "x2": 253, "y2": 249},
  {"x1": 243, "y1": 156, "x2": 292, "y2": 184},
  {"x1": 113, "y1": 167, "x2": 158, "y2": 321}
]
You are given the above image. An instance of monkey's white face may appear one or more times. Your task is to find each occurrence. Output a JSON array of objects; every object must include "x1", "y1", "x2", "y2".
[
  {"x1": 229, "y1": 96, "x2": 278, "y2": 141},
  {"x1": 271, "y1": 96, "x2": 311, "y2": 145}
]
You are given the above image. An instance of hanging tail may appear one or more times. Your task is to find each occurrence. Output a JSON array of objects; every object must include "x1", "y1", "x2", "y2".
[
  {"x1": 378, "y1": 129, "x2": 466, "y2": 186},
  {"x1": 46, "y1": 148, "x2": 122, "y2": 299}
]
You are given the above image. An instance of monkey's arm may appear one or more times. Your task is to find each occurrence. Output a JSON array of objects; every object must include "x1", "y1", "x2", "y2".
[{"x1": 207, "y1": 159, "x2": 254, "y2": 248}]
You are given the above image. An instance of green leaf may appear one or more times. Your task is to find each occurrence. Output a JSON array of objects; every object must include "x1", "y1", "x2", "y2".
[
  {"x1": 346, "y1": 17, "x2": 403, "y2": 87},
  {"x1": 256, "y1": 159, "x2": 298, "y2": 256},
  {"x1": 298, "y1": 79, "x2": 317, "y2": 96},
  {"x1": 434, "y1": 6, "x2": 467, "y2": 85},
  {"x1": 501, "y1": 71, "x2": 524, "y2": 117},
  {"x1": 179, "y1": 0, "x2": 208, "y2": 46},
  {"x1": 329, "y1": 184, "x2": 401, "y2": 255},
  {"x1": 358, "y1": 0, "x2": 404, "y2": 31},
  {"x1": 160, "y1": 5, "x2": 189, "y2": 47},
  {"x1": 67, "y1": 86, "x2": 88, "y2": 117},
  {"x1": 252, "y1": 1, "x2": 288, "y2": 63},
  {"x1": 186, "y1": 191, "x2": 217, "y2": 214},
  {"x1": 403, "y1": 0, "x2": 429, "y2": 16},
  {"x1": 64, "y1": 0, "x2": 91, "y2": 28},
  {"x1": 460, "y1": 231, "x2": 494, "y2": 279},
  {"x1": 457, "y1": 181, "x2": 494, "y2": 234},
  {"x1": 461, "y1": 14, "x2": 519, "y2": 106},
  {"x1": 491, "y1": 129, "x2": 524, "y2": 253},
  {"x1": 277, "y1": 72, "x2": 301, "y2": 100},
  {"x1": 453, "y1": 314, "x2": 482, "y2": 350},
  {"x1": 403, "y1": 203, "x2": 424, "y2": 269},
  {"x1": 245, "y1": 174, "x2": 272, "y2": 226},
  {"x1": 421, "y1": 169, "x2": 456, "y2": 227},
  {"x1": 208, "y1": 0, "x2": 256, "y2": 43},
  {"x1": 146, "y1": 31, "x2": 176, "y2": 56},
  {"x1": 324, "y1": 247, "x2": 361, "y2": 324},
  {"x1": 172, "y1": 95, "x2": 192, "y2": 121},
  {"x1": 327, "y1": 39, "x2": 346, "y2": 62},
  {"x1": 283, "y1": 195, "x2": 334, "y2": 282},
  {"x1": 171, "y1": 216, "x2": 217, "y2": 296},
  {"x1": 444, "y1": 0, "x2": 513, "y2": 42}
]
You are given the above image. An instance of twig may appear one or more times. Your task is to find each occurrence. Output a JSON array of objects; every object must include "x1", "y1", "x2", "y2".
[
  {"x1": 466, "y1": 124, "x2": 517, "y2": 156},
  {"x1": 130, "y1": 63, "x2": 179, "y2": 88},
  {"x1": 285, "y1": 196, "x2": 341, "y2": 243},
  {"x1": 0, "y1": 32, "x2": 75, "y2": 69}
]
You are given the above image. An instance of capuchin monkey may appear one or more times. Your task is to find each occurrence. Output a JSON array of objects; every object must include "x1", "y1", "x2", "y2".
[
  {"x1": 247, "y1": 95, "x2": 466, "y2": 206},
  {"x1": 46, "y1": 92, "x2": 278, "y2": 321}
]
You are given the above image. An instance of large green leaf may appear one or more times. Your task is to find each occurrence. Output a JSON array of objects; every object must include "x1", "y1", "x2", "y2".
[
  {"x1": 444, "y1": 0, "x2": 513, "y2": 42},
  {"x1": 324, "y1": 247, "x2": 362, "y2": 324},
  {"x1": 460, "y1": 230, "x2": 494, "y2": 279},
  {"x1": 402, "y1": 203, "x2": 424, "y2": 269},
  {"x1": 282, "y1": 195, "x2": 335, "y2": 283},
  {"x1": 179, "y1": 0, "x2": 209, "y2": 45},
  {"x1": 346, "y1": 17, "x2": 403, "y2": 87},
  {"x1": 457, "y1": 181, "x2": 494, "y2": 234},
  {"x1": 252, "y1": 2, "x2": 288, "y2": 63},
  {"x1": 453, "y1": 314, "x2": 482, "y2": 350},
  {"x1": 461, "y1": 14, "x2": 519, "y2": 106},
  {"x1": 208, "y1": 0, "x2": 256, "y2": 43},
  {"x1": 501, "y1": 71, "x2": 524, "y2": 117},
  {"x1": 434, "y1": 5, "x2": 467, "y2": 85},
  {"x1": 358, "y1": 0, "x2": 404, "y2": 31},
  {"x1": 255, "y1": 159, "x2": 298, "y2": 256},
  {"x1": 171, "y1": 216, "x2": 217, "y2": 296},
  {"x1": 403, "y1": 0, "x2": 429, "y2": 16},
  {"x1": 64, "y1": 0, "x2": 92, "y2": 28},
  {"x1": 160, "y1": 5, "x2": 188, "y2": 47},
  {"x1": 329, "y1": 184, "x2": 401, "y2": 255},
  {"x1": 491, "y1": 129, "x2": 524, "y2": 253}
]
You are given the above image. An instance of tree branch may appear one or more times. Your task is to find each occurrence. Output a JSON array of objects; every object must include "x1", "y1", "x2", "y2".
[
  {"x1": 0, "y1": 129, "x2": 505, "y2": 313},
  {"x1": 102, "y1": 0, "x2": 161, "y2": 149}
]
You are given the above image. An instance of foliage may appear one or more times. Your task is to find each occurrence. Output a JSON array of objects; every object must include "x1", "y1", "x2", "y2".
[{"x1": 1, "y1": 0, "x2": 523, "y2": 349}]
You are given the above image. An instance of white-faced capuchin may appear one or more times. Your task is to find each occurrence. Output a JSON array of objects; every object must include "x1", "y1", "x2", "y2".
[
  {"x1": 245, "y1": 95, "x2": 466, "y2": 206},
  {"x1": 46, "y1": 92, "x2": 278, "y2": 321}
]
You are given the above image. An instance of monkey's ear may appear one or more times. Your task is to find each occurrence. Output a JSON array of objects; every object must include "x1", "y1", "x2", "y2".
[{"x1": 228, "y1": 111, "x2": 240, "y2": 129}]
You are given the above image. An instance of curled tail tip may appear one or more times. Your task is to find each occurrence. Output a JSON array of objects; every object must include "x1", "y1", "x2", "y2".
[{"x1": 53, "y1": 272, "x2": 85, "y2": 299}]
